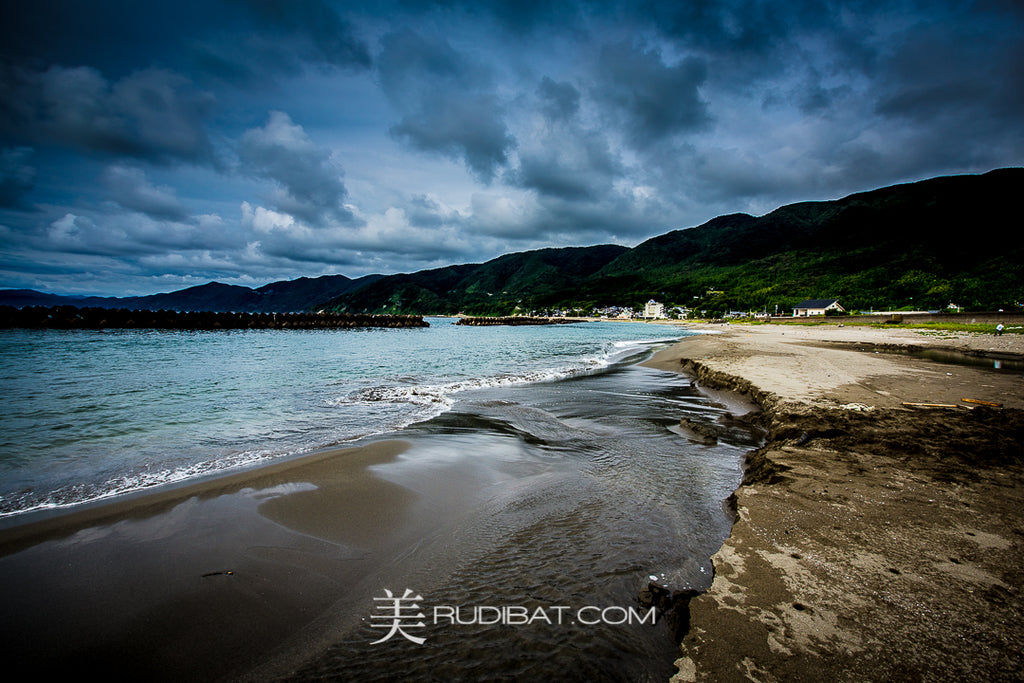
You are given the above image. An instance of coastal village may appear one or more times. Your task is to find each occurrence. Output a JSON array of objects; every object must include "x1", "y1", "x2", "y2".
[{"x1": 530, "y1": 296, "x2": 984, "y2": 322}]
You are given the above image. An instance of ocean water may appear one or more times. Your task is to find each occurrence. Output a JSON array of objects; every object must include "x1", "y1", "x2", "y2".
[
  {"x1": 0, "y1": 319, "x2": 759, "y2": 680},
  {"x1": 0, "y1": 320, "x2": 698, "y2": 517}
]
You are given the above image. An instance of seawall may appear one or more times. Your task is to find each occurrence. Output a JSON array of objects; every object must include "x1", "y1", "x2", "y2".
[
  {"x1": 455, "y1": 316, "x2": 584, "y2": 326},
  {"x1": 0, "y1": 305, "x2": 429, "y2": 330}
]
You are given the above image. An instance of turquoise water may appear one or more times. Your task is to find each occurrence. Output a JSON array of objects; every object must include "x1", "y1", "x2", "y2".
[{"x1": 0, "y1": 320, "x2": 685, "y2": 516}]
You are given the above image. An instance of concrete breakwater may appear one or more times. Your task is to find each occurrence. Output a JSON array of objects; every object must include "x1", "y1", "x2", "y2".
[
  {"x1": 0, "y1": 305, "x2": 429, "y2": 330},
  {"x1": 455, "y1": 316, "x2": 584, "y2": 326}
]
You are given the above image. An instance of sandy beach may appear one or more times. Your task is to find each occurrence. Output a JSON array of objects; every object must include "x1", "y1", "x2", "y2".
[{"x1": 643, "y1": 323, "x2": 1024, "y2": 681}]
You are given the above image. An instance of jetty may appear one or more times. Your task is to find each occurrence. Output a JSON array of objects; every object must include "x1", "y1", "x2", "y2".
[
  {"x1": 455, "y1": 316, "x2": 584, "y2": 326},
  {"x1": 0, "y1": 305, "x2": 429, "y2": 330}
]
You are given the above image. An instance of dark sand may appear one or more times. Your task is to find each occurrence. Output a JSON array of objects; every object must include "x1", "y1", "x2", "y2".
[
  {"x1": 643, "y1": 324, "x2": 1024, "y2": 682},
  {"x1": 0, "y1": 440, "x2": 422, "y2": 681}
]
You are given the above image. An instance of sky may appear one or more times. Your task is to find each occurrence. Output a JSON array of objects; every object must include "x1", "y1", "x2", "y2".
[{"x1": 1, "y1": 1, "x2": 1022, "y2": 296}]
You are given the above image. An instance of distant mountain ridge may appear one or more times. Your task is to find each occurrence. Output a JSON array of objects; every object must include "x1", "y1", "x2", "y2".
[
  {"x1": 579, "y1": 167, "x2": 1023, "y2": 314},
  {"x1": 4, "y1": 168, "x2": 1022, "y2": 316},
  {"x1": 0, "y1": 274, "x2": 384, "y2": 313},
  {"x1": 324, "y1": 245, "x2": 630, "y2": 315}
]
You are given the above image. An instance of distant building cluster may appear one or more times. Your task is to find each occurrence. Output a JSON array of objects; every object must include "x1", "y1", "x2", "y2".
[
  {"x1": 519, "y1": 295, "x2": 995, "y2": 322},
  {"x1": 590, "y1": 300, "x2": 688, "y2": 320},
  {"x1": 519, "y1": 295, "x2": 945, "y2": 321},
  {"x1": 591, "y1": 306, "x2": 634, "y2": 319}
]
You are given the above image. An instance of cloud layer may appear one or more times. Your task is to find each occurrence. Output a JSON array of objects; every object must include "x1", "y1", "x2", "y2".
[
  {"x1": 0, "y1": 0, "x2": 1021, "y2": 295},
  {"x1": 238, "y1": 111, "x2": 354, "y2": 225}
]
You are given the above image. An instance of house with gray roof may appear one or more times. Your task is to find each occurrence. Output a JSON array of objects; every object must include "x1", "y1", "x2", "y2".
[{"x1": 792, "y1": 299, "x2": 844, "y2": 317}]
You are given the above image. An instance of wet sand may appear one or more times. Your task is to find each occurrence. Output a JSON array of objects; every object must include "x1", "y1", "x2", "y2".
[
  {"x1": 643, "y1": 324, "x2": 1024, "y2": 681},
  {"x1": 0, "y1": 440, "x2": 422, "y2": 681}
]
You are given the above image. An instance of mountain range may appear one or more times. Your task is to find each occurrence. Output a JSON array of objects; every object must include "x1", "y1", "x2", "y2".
[
  {"x1": 3, "y1": 168, "x2": 1021, "y2": 316},
  {"x1": 0, "y1": 274, "x2": 382, "y2": 313}
]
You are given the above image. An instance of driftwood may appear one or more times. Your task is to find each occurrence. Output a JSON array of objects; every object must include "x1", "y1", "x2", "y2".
[
  {"x1": 961, "y1": 398, "x2": 1004, "y2": 408},
  {"x1": 901, "y1": 402, "x2": 962, "y2": 409}
]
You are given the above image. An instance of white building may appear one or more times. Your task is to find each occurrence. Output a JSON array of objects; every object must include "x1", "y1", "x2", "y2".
[
  {"x1": 644, "y1": 300, "x2": 666, "y2": 319},
  {"x1": 792, "y1": 298, "x2": 844, "y2": 317}
]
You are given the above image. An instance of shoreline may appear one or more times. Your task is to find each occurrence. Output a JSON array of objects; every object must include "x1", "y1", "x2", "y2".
[
  {"x1": 643, "y1": 323, "x2": 1024, "y2": 681},
  {"x1": 0, "y1": 440, "x2": 413, "y2": 551},
  {"x1": 0, "y1": 440, "x2": 423, "y2": 681}
]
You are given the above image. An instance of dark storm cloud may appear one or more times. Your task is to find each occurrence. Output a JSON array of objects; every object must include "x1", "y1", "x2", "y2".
[
  {"x1": 0, "y1": 1, "x2": 371, "y2": 86},
  {"x1": 101, "y1": 166, "x2": 189, "y2": 222},
  {"x1": 0, "y1": 148, "x2": 36, "y2": 210},
  {"x1": 0, "y1": 1, "x2": 220, "y2": 76},
  {"x1": 792, "y1": 75, "x2": 853, "y2": 116},
  {"x1": 0, "y1": 65, "x2": 217, "y2": 165},
  {"x1": 255, "y1": 231, "x2": 470, "y2": 266},
  {"x1": 631, "y1": 0, "x2": 873, "y2": 68},
  {"x1": 190, "y1": 0, "x2": 375, "y2": 86},
  {"x1": 515, "y1": 155, "x2": 598, "y2": 202},
  {"x1": 848, "y1": 9, "x2": 1024, "y2": 184},
  {"x1": 391, "y1": 0, "x2": 589, "y2": 32},
  {"x1": 874, "y1": 24, "x2": 1024, "y2": 124},
  {"x1": 242, "y1": 0, "x2": 372, "y2": 69},
  {"x1": 377, "y1": 28, "x2": 515, "y2": 182},
  {"x1": 514, "y1": 76, "x2": 624, "y2": 203},
  {"x1": 41, "y1": 210, "x2": 232, "y2": 260},
  {"x1": 514, "y1": 132, "x2": 621, "y2": 202},
  {"x1": 635, "y1": 0, "x2": 798, "y2": 55},
  {"x1": 237, "y1": 111, "x2": 354, "y2": 226},
  {"x1": 593, "y1": 42, "x2": 711, "y2": 147},
  {"x1": 537, "y1": 77, "x2": 580, "y2": 120},
  {"x1": 404, "y1": 194, "x2": 453, "y2": 229}
]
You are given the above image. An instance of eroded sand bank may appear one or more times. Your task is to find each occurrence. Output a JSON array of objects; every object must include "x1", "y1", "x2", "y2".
[{"x1": 643, "y1": 324, "x2": 1024, "y2": 682}]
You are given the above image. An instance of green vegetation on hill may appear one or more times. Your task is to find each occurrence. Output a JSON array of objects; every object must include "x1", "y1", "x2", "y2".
[
  {"x1": 323, "y1": 245, "x2": 629, "y2": 315},
  {"x1": 327, "y1": 168, "x2": 1024, "y2": 316},
  {"x1": 619, "y1": 168, "x2": 1024, "y2": 314}
]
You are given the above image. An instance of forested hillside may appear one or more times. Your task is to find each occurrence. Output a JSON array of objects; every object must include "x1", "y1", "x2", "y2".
[{"x1": 325, "y1": 168, "x2": 1023, "y2": 315}]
